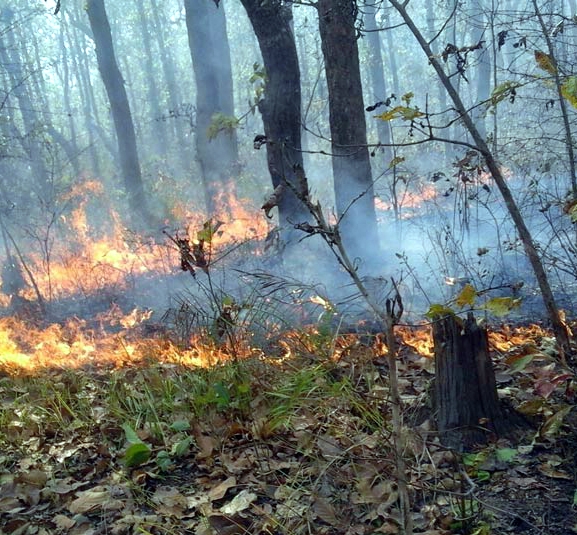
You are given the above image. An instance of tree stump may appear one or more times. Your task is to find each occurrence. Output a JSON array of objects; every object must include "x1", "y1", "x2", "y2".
[{"x1": 433, "y1": 313, "x2": 528, "y2": 450}]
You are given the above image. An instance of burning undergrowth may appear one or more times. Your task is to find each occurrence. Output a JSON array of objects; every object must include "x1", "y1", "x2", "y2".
[{"x1": 1, "y1": 180, "x2": 577, "y2": 533}]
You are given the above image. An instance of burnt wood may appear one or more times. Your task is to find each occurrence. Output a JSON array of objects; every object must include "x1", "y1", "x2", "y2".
[{"x1": 433, "y1": 313, "x2": 528, "y2": 450}]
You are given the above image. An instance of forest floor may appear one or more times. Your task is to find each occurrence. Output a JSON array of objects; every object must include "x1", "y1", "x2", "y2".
[{"x1": 1, "y1": 319, "x2": 576, "y2": 535}]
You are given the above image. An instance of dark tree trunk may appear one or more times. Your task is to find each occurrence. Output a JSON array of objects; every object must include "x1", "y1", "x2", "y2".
[
  {"x1": 86, "y1": 0, "x2": 151, "y2": 226},
  {"x1": 184, "y1": 0, "x2": 239, "y2": 214},
  {"x1": 239, "y1": 0, "x2": 310, "y2": 244},
  {"x1": 433, "y1": 314, "x2": 528, "y2": 450},
  {"x1": 318, "y1": 0, "x2": 380, "y2": 264}
]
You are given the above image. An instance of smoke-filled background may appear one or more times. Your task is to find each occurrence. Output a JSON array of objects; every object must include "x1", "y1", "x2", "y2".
[{"x1": 1, "y1": 0, "x2": 577, "y2": 333}]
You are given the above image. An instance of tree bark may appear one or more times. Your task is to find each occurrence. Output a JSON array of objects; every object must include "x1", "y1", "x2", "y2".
[
  {"x1": 318, "y1": 0, "x2": 380, "y2": 263},
  {"x1": 184, "y1": 0, "x2": 239, "y2": 214},
  {"x1": 240, "y1": 0, "x2": 310, "y2": 244},
  {"x1": 433, "y1": 314, "x2": 528, "y2": 450},
  {"x1": 389, "y1": 0, "x2": 573, "y2": 358},
  {"x1": 86, "y1": 0, "x2": 151, "y2": 226}
]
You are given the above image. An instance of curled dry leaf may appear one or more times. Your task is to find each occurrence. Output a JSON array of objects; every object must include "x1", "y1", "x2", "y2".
[{"x1": 208, "y1": 476, "x2": 237, "y2": 501}]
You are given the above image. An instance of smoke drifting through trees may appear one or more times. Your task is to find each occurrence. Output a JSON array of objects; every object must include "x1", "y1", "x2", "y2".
[{"x1": 0, "y1": 1, "x2": 576, "y2": 337}]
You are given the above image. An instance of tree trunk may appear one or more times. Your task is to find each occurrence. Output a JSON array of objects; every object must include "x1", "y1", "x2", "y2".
[
  {"x1": 0, "y1": 10, "x2": 50, "y2": 198},
  {"x1": 184, "y1": 0, "x2": 239, "y2": 214},
  {"x1": 433, "y1": 313, "x2": 528, "y2": 450},
  {"x1": 86, "y1": 0, "x2": 151, "y2": 226},
  {"x1": 318, "y1": 0, "x2": 380, "y2": 264},
  {"x1": 240, "y1": 0, "x2": 310, "y2": 244},
  {"x1": 135, "y1": 0, "x2": 167, "y2": 156},
  {"x1": 362, "y1": 1, "x2": 392, "y2": 164},
  {"x1": 150, "y1": 0, "x2": 190, "y2": 172},
  {"x1": 389, "y1": 0, "x2": 573, "y2": 358}
]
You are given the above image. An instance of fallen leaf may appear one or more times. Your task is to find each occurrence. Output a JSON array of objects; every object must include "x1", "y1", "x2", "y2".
[
  {"x1": 209, "y1": 477, "x2": 237, "y2": 501},
  {"x1": 68, "y1": 486, "x2": 124, "y2": 514},
  {"x1": 220, "y1": 489, "x2": 257, "y2": 515},
  {"x1": 312, "y1": 495, "x2": 341, "y2": 527}
]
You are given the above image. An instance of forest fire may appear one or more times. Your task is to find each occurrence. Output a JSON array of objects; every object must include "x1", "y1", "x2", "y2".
[{"x1": 375, "y1": 183, "x2": 438, "y2": 219}]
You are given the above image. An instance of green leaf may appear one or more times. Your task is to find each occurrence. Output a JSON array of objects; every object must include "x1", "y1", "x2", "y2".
[
  {"x1": 156, "y1": 450, "x2": 173, "y2": 471},
  {"x1": 508, "y1": 353, "x2": 536, "y2": 373},
  {"x1": 170, "y1": 420, "x2": 191, "y2": 432},
  {"x1": 122, "y1": 423, "x2": 141, "y2": 444},
  {"x1": 207, "y1": 113, "x2": 240, "y2": 140},
  {"x1": 573, "y1": 489, "x2": 577, "y2": 506},
  {"x1": 477, "y1": 470, "x2": 491, "y2": 482},
  {"x1": 213, "y1": 382, "x2": 231, "y2": 408},
  {"x1": 490, "y1": 80, "x2": 520, "y2": 106},
  {"x1": 455, "y1": 284, "x2": 477, "y2": 308},
  {"x1": 123, "y1": 442, "x2": 151, "y2": 468},
  {"x1": 375, "y1": 105, "x2": 424, "y2": 122},
  {"x1": 495, "y1": 448, "x2": 518, "y2": 463},
  {"x1": 197, "y1": 220, "x2": 224, "y2": 244},
  {"x1": 484, "y1": 296, "x2": 521, "y2": 316},
  {"x1": 425, "y1": 303, "x2": 455, "y2": 319},
  {"x1": 171, "y1": 436, "x2": 193, "y2": 457},
  {"x1": 562, "y1": 76, "x2": 577, "y2": 108},
  {"x1": 401, "y1": 92, "x2": 414, "y2": 105},
  {"x1": 388, "y1": 155, "x2": 405, "y2": 169}
]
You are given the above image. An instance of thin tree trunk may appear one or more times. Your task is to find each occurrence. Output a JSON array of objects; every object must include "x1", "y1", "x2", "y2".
[
  {"x1": 363, "y1": 2, "x2": 392, "y2": 164},
  {"x1": 86, "y1": 0, "x2": 151, "y2": 226},
  {"x1": 150, "y1": 0, "x2": 190, "y2": 171},
  {"x1": 389, "y1": 0, "x2": 573, "y2": 358},
  {"x1": 135, "y1": 0, "x2": 167, "y2": 156}
]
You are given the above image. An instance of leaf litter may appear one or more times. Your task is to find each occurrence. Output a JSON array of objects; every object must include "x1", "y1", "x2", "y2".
[{"x1": 0, "y1": 323, "x2": 576, "y2": 534}]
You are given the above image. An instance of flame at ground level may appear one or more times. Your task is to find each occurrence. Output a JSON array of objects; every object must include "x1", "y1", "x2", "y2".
[{"x1": 0, "y1": 307, "x2": 556, "y2": 376}]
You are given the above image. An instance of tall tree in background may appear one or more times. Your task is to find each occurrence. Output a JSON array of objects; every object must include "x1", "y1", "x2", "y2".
[
  {"x1": 0, "y1": 8, "x2": 50, "y2": 198},
  {"x1": 135, "y1": 0, "x2": 167, "y2": 157},
  {"x1": 361, "y1": 1, "x2": 392, "y2": 165},
  {"x1": 184, "y1": 0, "x2": 239, "y2": 214},
  {"x1": 240, "y1": 0, "x2": 310, "y2": 244},
  {"x1": 318, "y1": 0, "x2": 380, "y2": 263},
  {"x1": 86, "y1": 0, "x2": 151, "y2": 225}
]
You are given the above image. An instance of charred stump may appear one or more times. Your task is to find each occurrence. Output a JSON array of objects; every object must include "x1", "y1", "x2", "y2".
[{"x1": 433, "y1": 313, "x2": 528, "y2": 450}]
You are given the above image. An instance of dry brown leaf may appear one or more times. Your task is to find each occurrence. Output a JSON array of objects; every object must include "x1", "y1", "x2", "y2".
[
  {"x1": 209, "y1": 476, "x2": 237, "y2": 501},
  {"x1": 312, "y1": 495, "x2": 341, "y2": 527},
  {"x1": 53, "y1": 514, "x2": 76, "y2": 530},
  {"x1": 152, "y1": 486, "x2": 188, "y2": 517},
  {"x1": 317, "y1": 433, "x2": 344, "y2": 459},
  {"x1": 196, "y1": 434, "x2": 218, "y2": 460},
  {"x1": 17, "y1": 469, "x2": 48, "y2": 487},
  {"x1": 68, "y1": 486, "x2": 124, "y2": 514},
  {"x1": 208, "y1": 513, "x2": 251, "y2": 535}
]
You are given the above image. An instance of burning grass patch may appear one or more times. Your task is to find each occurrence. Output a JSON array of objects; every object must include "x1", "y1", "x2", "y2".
[{"x1": 1, "y1": 323, "x2": 576, "y2": 534}]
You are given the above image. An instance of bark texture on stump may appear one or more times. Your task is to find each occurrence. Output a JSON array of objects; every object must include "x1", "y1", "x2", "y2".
[{"x1": 433, "y1": 313, "x2": 528, "y2": 450}]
